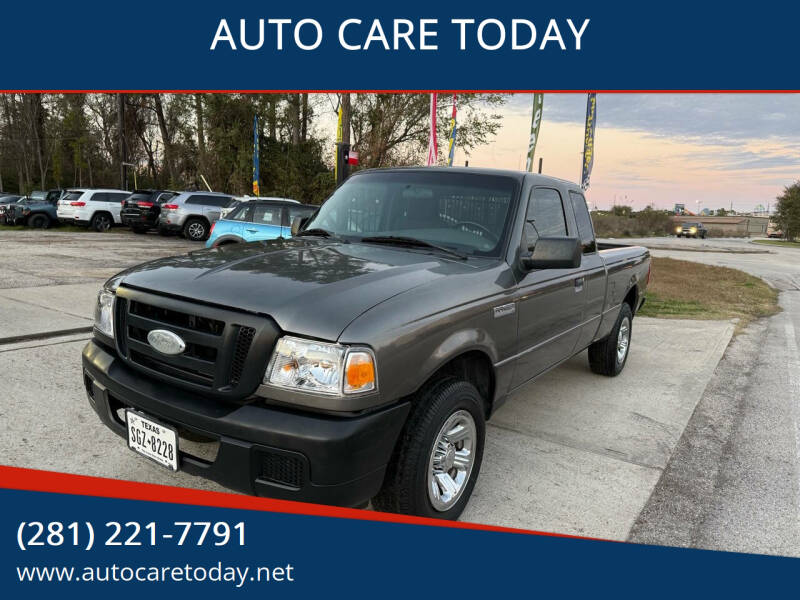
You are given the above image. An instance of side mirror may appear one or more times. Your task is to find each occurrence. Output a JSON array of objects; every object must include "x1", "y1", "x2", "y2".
[
  {"x1": 522, "y1": 237, "x2": 582, "y2": 270},
  {"x1": 290, "y1": 216, "x2": 309, "y2": 236}
]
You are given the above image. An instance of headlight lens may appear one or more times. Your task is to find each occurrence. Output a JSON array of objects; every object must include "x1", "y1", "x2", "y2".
[
  {"x1": 94, "y1": 290, "x2": 115, "y2": 338},
  {"x1": 675, "y1": 226, "x2": 682, "y2": 233},
  {"x1": 690, "y1": 227, "x2": 697, "y2": 233},
  {"x1": 265, "y1": 336, "x2": 376, "y2": 396}
]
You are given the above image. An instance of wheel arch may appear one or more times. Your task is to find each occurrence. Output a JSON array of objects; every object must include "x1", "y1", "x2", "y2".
[{"x1": 411, "y1": 347, "x2": 496, "y2": 420}]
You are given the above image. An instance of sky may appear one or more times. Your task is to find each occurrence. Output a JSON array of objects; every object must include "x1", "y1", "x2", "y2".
[{"x1": 320, "y1": 93, "x2": 800, "y2": 213}]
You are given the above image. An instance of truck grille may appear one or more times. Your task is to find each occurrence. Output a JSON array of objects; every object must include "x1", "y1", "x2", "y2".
[{"x1": 114, "y1": 287, "x2": 278, "y2": 399}]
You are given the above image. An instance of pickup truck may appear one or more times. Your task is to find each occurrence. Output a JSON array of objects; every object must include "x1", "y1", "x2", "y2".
[{"x1": 82, "y1": 168, "x2": 650, "y2": 519}]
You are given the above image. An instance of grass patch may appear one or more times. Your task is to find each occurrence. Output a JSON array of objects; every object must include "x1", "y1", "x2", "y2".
[
  {"x1": 639, "y1": 257, "x2": 780, "y2": 330},
  {"x1": 751, "y1": 239, "x2": 800, "y2": 249}
]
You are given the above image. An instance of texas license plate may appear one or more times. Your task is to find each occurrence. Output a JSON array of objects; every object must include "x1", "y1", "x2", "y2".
[{"x1": 126, "y1": 410, "x2": 179, "y2": 471}]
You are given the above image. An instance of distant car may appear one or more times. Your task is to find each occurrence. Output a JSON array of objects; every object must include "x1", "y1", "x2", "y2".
[
  {"x1": 221, "y1": 195, "x2": 300, "y2": 219},
  {"x1": 120, "y1": 190, "x2": 178, "y2": 233},
  {"x1": 675, "y1": 222, "x2": 707, "y2": 238},
  {"x1": 767, "y1": 230, "x2": 784, "y2": 239},
  {"x1": 206, "y1": 200, "x2": 317, "y2": 248},
  {"x1": 157, "y1": 191, "x2": 235, "y2": 242},
  {"x1": 16, "y1": 195, "x2": 61, "y2": 228},
  {"x1": 57, "y1": 189, "x2": 131, "y2": 231}
]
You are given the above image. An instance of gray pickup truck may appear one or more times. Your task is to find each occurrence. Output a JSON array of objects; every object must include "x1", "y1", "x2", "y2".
[{"x1": 82, "y1": 167, "x2": 650, "y2": 519}]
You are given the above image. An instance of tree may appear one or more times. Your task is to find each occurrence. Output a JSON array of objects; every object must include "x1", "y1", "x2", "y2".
[
  {"x1": 774, "y1": 181, "x2": 800, "y2": 240},
  {"x1": 350, "y1": 93, "x2": 506, "y2": 168},
  {"x1": 715, "y1": 207, "x2": 728, "y2": 216}
]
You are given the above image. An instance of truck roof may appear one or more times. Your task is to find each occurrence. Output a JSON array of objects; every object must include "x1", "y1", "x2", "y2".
[{"x1": 353, "y1": 166, "x2": 580, "y2": 189}]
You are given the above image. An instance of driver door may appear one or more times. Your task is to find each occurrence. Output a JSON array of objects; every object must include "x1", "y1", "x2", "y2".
[{"x1": 511, "y1": 187, "x2": 585, "y2": 388}]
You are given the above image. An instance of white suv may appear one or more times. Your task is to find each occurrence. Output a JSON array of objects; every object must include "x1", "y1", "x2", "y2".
[{"x1": 57, "y1": 189, "x2": 132, "y2": 231}]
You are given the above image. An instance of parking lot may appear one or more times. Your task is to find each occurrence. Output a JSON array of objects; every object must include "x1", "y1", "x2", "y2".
[{"x1": 2, "y1": 229, "x2": 790, "y2": 547}]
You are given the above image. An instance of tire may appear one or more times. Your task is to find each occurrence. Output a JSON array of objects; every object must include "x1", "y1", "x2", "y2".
[
  {"x1": 588, "y1": 303, "x2": 633, "y2": 377},
  {"x1": 29, "y1": 214, "x2": 49, "y2": 229},
  {"x1": 372, "y1": 378, "x2": 486, "y2": 520},
  {"x1": 132, "y1": 227, "x2": 148, "y2": 234},
  {"x1": 91, "y1": 212, "x2": 113, "y2": 232},
  {"x1": 183, "y1": 218, "x2": 209, "y2": 242}
]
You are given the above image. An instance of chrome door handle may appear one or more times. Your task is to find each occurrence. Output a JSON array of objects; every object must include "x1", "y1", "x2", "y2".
[{"x1": 574, "y1": 277, "x2": 584, "y2": 292}]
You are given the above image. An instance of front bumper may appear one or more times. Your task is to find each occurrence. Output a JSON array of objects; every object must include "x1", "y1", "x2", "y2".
[{"x1": 82, "y1": 339, "x2": 409, "y2": 507}]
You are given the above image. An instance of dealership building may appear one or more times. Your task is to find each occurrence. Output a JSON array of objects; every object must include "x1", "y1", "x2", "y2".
[{"x1": 671, "y1": 215, "x2": 770, "y2": 236}]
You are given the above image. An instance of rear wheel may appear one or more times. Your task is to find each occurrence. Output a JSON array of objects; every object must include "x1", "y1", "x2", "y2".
[
  {"x1": 91, "y1": 212, "x2": 113, "y2": 232},
  {"x1": 184, "y1": 218, "x2": 209, "y2": 242},
  {"x1": 29, "y1": 214, "x2": 49, "y2": 229},
  {"x1": 372, "y1": 378, "x2": 485, "y2": 519},
  {"x1": 588, "y1": 303, "x2": 633, "y2": 377}
]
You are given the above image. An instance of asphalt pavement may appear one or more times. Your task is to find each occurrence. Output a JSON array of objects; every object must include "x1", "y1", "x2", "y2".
[
  {"x1": 617, "y1": 237, "x2": 800, "y2": 556},
  {"x1": 1, "y1": 230, "x2": 790, "y2": 549}
]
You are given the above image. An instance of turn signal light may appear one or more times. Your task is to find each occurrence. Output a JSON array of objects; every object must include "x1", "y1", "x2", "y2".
[{"x1": 344, "y1": 351, "x2": 376, "y2": 393}]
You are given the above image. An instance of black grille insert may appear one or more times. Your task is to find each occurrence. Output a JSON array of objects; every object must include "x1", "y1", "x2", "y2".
[
  {"x1": 129, "y1": 300, "x2": 224, "y2": 336},
  {"x1": 229, "y1": 326, "x2": 256, "y2": 386}
]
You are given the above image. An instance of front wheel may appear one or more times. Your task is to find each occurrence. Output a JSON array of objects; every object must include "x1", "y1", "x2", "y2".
[
  {"x1": 372, "y1": 378, "x2": 485, "y2": 519},
  {"x1": 588, "y1": 303, "x2": 633, "y2": 377},
  {"x1": 29, "y1": 214, "x2": 49, "y2": 229}
]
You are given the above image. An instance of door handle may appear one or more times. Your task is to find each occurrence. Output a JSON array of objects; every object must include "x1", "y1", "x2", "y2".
[
  {"x1": 574, "y1": 277, "x2": 585, "y2": 292},
  {"x1": 246, "y1": 228, "x2": 258, "y2": 233}
]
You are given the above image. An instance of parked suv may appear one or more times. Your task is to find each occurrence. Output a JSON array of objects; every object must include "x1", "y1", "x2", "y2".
[
  {"x1": 157, "y1": 191, "x2": 234, "y2": 241},
  {"x1": 206, "y1": 200, "x2": 317, "y2": 248},
  {"x1": 57, "y1": 189, "x2": 131, "y2": 231},
  {"x1": 120, "y1": 190, "x2": 177, "y2": 233},
  {"x1": 14, "y1": 195, "x2": 60, "y2": 228}
]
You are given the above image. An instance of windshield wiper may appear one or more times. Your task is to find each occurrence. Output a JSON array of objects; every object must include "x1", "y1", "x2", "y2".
[
  {"x1": 295, "y1": 228, "x2": 334, "y2": 238},
  {"x1": 360, "y1": 236, "x2": 467, "y2": 260}
]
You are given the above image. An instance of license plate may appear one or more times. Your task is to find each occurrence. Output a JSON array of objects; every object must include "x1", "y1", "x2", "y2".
[{"x1": 126, "y1": 410, "x2": 179, "y2": 471}]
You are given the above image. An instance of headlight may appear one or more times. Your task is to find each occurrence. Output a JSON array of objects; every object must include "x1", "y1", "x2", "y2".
[
  {"x1": 690, "y1": 227, "x2": 697, "y2": 233},
  {"x1": 675, "y1": 227, "x2": 682, "y2": 233},
  {"x1": 94, "y1": 290, "x2": 115, "y2": 338},
  {"x1": 265, "y1": 336, "x2": 376, "y2": 396}
]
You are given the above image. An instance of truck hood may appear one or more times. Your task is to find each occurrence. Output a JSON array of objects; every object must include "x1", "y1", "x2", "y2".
[{"x1": 117, "y1": 238, "x2": 483, "y2": 341}]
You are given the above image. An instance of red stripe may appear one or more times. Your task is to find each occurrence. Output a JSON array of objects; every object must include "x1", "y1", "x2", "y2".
[
  {"x1": 0, "y1": 89, "x2": 798, "y2": 94},
  {"x1": 0, "y1": 464, "x2": 611, "y2": 542}
]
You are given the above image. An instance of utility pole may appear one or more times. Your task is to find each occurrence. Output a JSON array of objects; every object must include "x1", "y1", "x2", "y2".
[{"x1": 118, "y1": 93, "x2": 127, "y2": 190}]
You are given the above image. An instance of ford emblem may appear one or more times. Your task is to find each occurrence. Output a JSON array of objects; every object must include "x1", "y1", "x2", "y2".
[{"x1": 146, "y1": 329, "x2": 186, "y2": 355}]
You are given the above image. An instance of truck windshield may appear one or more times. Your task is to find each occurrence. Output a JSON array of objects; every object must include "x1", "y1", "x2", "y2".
[{"x1": 304, "y1": 171, "x2": 518, "y2": 257}]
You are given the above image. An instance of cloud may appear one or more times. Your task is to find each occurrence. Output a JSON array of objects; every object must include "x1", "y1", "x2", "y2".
[{"x1": 506, "y1": 93, "x2": 800, "y2": 144}]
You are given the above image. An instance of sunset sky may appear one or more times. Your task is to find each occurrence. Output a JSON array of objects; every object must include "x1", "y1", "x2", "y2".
[{"x1": 322, "y1": 93, "x2": 800, "y2": 213}]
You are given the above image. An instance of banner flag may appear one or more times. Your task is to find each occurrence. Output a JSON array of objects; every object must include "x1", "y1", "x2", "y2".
[
  {"x1": 580, "y1": 93, "x2": 597, "y2": 190},
  {"x1": 252, "y1": 114, "x2": 260, "y2": 196},
  {"x1": 426, "y1": 93, "x2": 438, "y2": 166},
  {"x1": 525, "y1": 93, "x2": 544, "y2": 172},
  {"x1": 447, "y1": 94, "x2": 458, "y2": 166},
  {"x1": 335, "y1": 105, "x2": 343, "y2": 182}
]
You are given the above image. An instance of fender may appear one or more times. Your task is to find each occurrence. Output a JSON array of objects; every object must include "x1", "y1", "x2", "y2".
[{"x1": 211, "y1": 234, "x2": 244, "y2": 247}]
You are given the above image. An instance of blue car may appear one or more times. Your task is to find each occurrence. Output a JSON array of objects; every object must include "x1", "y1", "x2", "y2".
[{"x1": 206, "y1": 199, "x2": 317, "y2": 248}]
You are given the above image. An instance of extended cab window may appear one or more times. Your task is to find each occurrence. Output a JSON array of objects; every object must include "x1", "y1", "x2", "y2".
[
  {"x1": 524, "y1": 188, "x2": 567, "y2": 248},
  {"x1": 569, "y1": 191, "x2": 597, "y2": 254}
]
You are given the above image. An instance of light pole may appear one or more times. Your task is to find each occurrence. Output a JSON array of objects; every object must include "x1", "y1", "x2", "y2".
[{"x1": 122, "y1": 162, "x2": 136, "y2": 190}]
